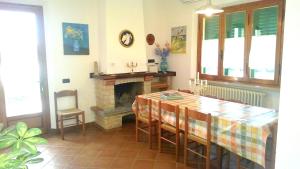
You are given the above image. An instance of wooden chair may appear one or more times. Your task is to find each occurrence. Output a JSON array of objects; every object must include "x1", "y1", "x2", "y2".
[
  {"x1": 54, "y1": 90, "x2": 85, "y2": 140},
  {"x1": 178, "y1": 89, "x2": 194, "y2": 94},
  {"x1": 184, "y1": 107, "x2": 211, "y2": 169},
  {"x1": 158, "y1": 101, "x2": 180, "y2": 162},
  {"x1": 135, "y1": 96, "x2": 157, "y2": 149}
]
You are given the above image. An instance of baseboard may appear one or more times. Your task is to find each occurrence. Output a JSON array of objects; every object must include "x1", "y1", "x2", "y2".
[{"x1": 46, "y1": 122, "x2": 96, "y2": 135}]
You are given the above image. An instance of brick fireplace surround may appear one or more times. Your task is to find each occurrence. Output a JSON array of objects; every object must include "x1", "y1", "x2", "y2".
[
  {"x1": 91, "y1": 71, "x2": 176, "y2": 129},
  {"x1": 93, "y1": 74, "x2": 151, "y2": 129}
]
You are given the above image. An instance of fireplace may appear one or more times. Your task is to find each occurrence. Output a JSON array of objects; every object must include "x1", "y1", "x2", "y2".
[
  {"x1": 114, "y1": 82, "x2": 143, "y2": 113},
  {"x1": 93, "y1": 76, "x2": 151, "y2": 129}
]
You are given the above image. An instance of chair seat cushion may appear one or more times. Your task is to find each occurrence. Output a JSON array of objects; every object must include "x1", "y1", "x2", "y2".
[{"x1": 58, "y1": 108, "x2": 84, "y2": 116}]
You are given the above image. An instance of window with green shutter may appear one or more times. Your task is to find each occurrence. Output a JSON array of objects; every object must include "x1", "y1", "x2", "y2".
[
  {"x1": 197, "y1": 0, "x2": 284, "y2": 86},
  {"x1": 249, "y1": 6, "x2": 279, "y2": 80},
  {"x1": 223, "y1": 11, "x2": 246, "y2": 78},
  {"x1": 204, "y1": 16, "x2": 219, "y2": 40},
  {"x1": 201, "y1": 16, "x2": 220, "y2": 76},
  {"x1": 253, "y1": 6, "x2": 278, "y2": 36},
  {"x1": 226, "y1": 12, "x2": 245, "y2": 38}
]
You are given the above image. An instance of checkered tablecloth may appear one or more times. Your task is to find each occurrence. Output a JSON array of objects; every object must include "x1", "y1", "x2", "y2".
[{"x1": 132, "y1": 90, "x2": 278, "y2": 167}]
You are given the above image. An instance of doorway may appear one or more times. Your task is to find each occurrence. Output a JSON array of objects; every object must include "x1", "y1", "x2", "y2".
[{"x1": 0, "y1": 3, "x2": 50, "y2": 131}]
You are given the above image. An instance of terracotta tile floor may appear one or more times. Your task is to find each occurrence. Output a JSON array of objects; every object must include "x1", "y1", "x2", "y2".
[{"x1": 28, "y1": 122, "x2": 263, "y2": 169}]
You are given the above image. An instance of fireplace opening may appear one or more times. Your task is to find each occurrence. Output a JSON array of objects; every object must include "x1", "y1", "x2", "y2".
[{"x1": 114, "y1": 82, "x2": 143, "y2": 112}]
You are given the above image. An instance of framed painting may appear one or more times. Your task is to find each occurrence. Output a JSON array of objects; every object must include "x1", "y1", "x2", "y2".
[
  {"x1": 171, "y1": 26, "x2": 186, "y2": 54},
  {"x1": 62, "y1": 22, "x2": 89, "y2": 55}
]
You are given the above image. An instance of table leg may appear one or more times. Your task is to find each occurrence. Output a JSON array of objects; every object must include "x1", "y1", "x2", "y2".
[{"x1": 269, "y1": 123, "x2": 278, "y2": 169}]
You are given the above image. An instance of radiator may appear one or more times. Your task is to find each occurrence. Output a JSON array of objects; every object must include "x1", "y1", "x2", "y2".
[{"x1": 200, "y1": 85, "x2": 266, "y2": 107}]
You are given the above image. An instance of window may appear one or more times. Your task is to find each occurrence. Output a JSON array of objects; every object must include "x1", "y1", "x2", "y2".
[
  {"x1": 223, "y1": 11, "x2": 245, "y2": 78},
  {"x1": 249, "y1": 6, "x2": 278, "y2": 80},
  {"x1": 201, "y1": 16, "x2": 219, "y2": 75},
  {"x1": 197, "y1": 0, "x2": 284, "y2": 86}
]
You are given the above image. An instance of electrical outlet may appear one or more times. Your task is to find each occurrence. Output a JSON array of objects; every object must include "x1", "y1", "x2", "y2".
[{"x1": 62, "y1": 78, "x2": 70, "y2": 83}]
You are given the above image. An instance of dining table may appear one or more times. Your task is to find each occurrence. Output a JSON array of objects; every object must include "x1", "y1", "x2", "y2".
[{"x1": 132, "y1": 90, "x2": 278, "y2": 169}]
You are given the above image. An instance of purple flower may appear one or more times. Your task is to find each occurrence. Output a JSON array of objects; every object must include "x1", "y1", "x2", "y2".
[{"x1": 154, "y1": 42, "x2": 170, "y2": 58}]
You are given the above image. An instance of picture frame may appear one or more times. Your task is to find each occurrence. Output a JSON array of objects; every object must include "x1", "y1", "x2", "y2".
[
  {"x1": 119, "y1": 30, "x2": 134, "y2": 47},
  {"x1": 62, "y1": 22, "x2": 89, "y2": 55}
]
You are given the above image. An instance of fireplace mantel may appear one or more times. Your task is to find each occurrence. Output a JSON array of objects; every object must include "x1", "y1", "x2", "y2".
[{"x1": 92, "y1": 71, "x2": 176, "y2": 80}]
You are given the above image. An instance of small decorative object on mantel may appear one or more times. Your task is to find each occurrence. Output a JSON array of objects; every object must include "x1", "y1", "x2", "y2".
[
  {"x1": 127, "y1": 61, "x2": 138, "y2": 73},
  {"x1": 119, "y1": 30, "x2": 134, "y2": 47},
  {"x1": 93, "y1": 61, "x2": 100, "y2": 77},
  {"x1": 62, "y1": 22, "x2": 89, "y2": 55},
  {"x1": 146, "y1": 34, "x2": 155, "y2": 45},
  {"x1": 155, "y1": 42, "x2": 170, "y2": 73}
]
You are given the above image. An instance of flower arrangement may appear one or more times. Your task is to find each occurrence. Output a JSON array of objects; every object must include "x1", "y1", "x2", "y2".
[
  {"x1": 154, "y1": 42, "x2": 170, "y2": 72},
  {"x1": 154, "y1": 42, "x2": 170, "y2": 58},
  {"x1": 64, "y1": 25, "x2": 83, "y2": 40}
]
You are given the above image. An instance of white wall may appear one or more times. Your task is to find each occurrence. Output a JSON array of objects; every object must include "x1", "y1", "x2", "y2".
[
  {"x1": 101, "y1": 0, "x2": 148, "y2": 74},
  {"x1": 0, "y1": 0, "x2": 100, "y2": 128},
  {"x1": 275, "y1": 0, "x2": 300, "y2": 168}
]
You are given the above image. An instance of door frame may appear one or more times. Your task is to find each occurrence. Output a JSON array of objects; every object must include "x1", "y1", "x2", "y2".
[{"x1": 0, "y1": 2, "x2": 50, "y2": 132}]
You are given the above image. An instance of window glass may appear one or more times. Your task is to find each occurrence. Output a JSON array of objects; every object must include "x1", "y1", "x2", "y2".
[
  {"x1": 201, "y1": 16, "x2": 219, "y2": 75},
  {"x1": 249, "y1": 6, "x2": 278, "y2": 80},
  {"x1": 223, "y1": 12, "x2": 245, "y2": 77}
]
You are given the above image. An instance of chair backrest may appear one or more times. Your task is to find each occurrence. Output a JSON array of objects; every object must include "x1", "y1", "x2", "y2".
[
  {"x1": 54, "y1": 90, "x2": 78, "y2": 114},
  {"x1": 184, "y1": 107, "x2": 211, "y2": 143},
  {"x1": 178, "y1": 89, "x2": 193, "y2": 94},
  {"x1": 158, "y1": 101, "x2": 180, "y2": 131},
  {"x1": 135, "y1": 96, "x2": 152, "y2": 121}
]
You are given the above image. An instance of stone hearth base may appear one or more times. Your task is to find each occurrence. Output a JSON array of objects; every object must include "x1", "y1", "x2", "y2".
[{"x1": 91, "y1": 106, "x2": 134, "y2": 129}]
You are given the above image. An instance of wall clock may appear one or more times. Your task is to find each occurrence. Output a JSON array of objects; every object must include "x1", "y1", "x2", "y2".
[{"x1": 119, "y1": 30, "x2": 134, "y2": 47}]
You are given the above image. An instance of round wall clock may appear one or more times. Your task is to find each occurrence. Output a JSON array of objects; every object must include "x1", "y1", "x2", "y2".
[
  {"x1": 119, "y1": 30, "x2": 134, "y2": 47},
  {"x1": 146, "y1": 34, "x2": 155, "y2": 45}
]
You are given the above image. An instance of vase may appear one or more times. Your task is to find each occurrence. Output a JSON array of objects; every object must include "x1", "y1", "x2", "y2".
[
  {"x1": 73, "y1": 39, "x2": 80, "y2": 52},
  {"x1": 160, "y1": 57, "x2": 168, "y2": 72}
]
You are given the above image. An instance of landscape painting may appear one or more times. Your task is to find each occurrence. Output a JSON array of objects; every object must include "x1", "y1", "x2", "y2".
[{"x1": 171, "y1": 26, "x2": 186, "y2": 54}]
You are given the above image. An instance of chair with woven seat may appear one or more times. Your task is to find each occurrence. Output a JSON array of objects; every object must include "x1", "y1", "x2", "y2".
[
  {"x1": 158, "y1": 101, "x2": 181, "y2": 162},
  {"x1": 184, "y1": 107, "x2": 211, "y2": 169},
  {"x1": 135, "y1": 96, "x2": 157, "y2": 149},
  {"x1": 54, "y1": 90, "x2": 85, "y2": 140}
]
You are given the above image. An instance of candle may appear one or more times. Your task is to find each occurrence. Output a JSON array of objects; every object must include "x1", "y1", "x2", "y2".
[
  {"x1": 189, "y1": 79, "x2": 192, "y2": 86},
  {"x1": 197, "y1": 72, "x2": 200, "y2": 80}
]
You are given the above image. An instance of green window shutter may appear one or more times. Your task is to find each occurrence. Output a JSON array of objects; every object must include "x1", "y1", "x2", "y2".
[
  {"x1": 204, "y1": 16, "x2": 219, "y2": 40},
  {"x1": 226, "y1": 12, "x2": 245, "y2": 38},
  {"x1": 253, "y1": 6, "x2": 278, "y2": 35}
]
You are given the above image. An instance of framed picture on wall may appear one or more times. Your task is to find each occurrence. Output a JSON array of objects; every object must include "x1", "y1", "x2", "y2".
[
  {"x1": 171, "y1": 26, "x2": 187, "y2": 54},
  {"x1": 62, "y1": 22, "x2": 89, "y2": 55}
]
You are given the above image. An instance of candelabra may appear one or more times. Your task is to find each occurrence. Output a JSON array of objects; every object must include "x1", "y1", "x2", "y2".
[
  {"x1": 189, "y1": 72, "x2": 208, "y2": 95},
  {"x1": 127, "y1": 61, "x2": 138, "y2": 73}
]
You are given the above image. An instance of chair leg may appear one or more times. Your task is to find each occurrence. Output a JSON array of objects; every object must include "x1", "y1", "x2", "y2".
[
  {"x1": 158, "y1": 125, "x2": 162, "y2": 153},
  {"x1": 76, "y1": 116, "x2": 79, "y2": 126},
  {"x1": 149, "y1": 123, "x2": 152, "y2": 149},
  {"x1": 82, "y1": 113, "x2": 86, "y2": 135},
  {"x1": 237, "y1": 155, "x2": 242, "y2": 169},
  {"x1": 136, "y1": 118, "x2": 139, "y2": 142},
  {"x1": 184, "y1": 135, "x2": 188, "y2": 165},
  {"x1": 176, "y1": 132, "x2": 180, "y2": 162},
  {"x1": 60, "y1": 116, "x2": 64, "y2": 140},
  {"x1": 206, "y1": 145, "x2": 211, "y2": 169},
  {"x1": 217, "y1": 146, "x2": 223, "y2": 169}
]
